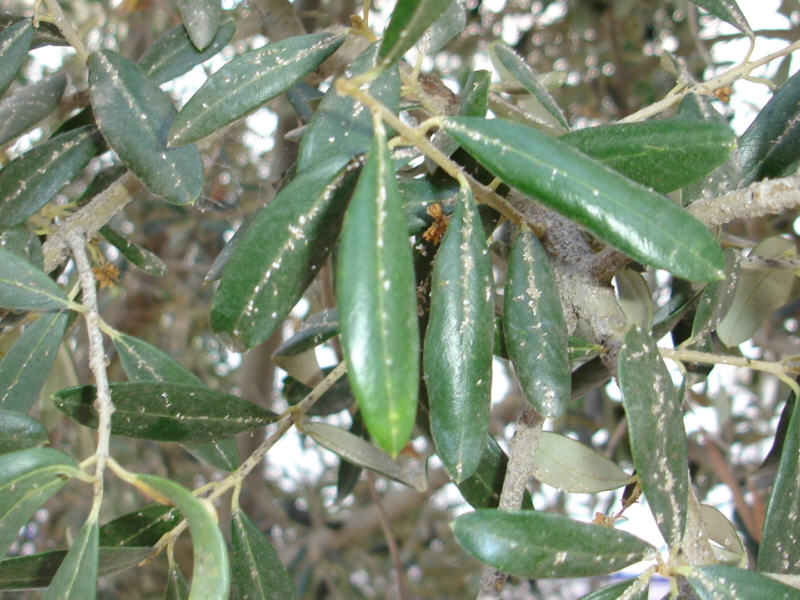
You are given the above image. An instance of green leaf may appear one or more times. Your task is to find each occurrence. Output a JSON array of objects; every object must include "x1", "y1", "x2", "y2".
[
  {"x1": 337, "y1": 124, "x2": 419, "y2": 457},
  {"x1": 298, "y1": 43, "x2": 400, "y2": 170},
  {"x1": 336, "y1": 414, "x2": 366, "y2": 502},
  {"x1": 689, "y1": 0, "x2": 753, "y2": 37},
  {"x1": 99, "y1": 504, "x2": 181, "y2": 547},
  {"x1": 453, "y1": 510, "x2": 655, "y2": 578},
  {"x1": 561, "y1": 119, "x2": 737, "y2": 194},
  {"x1": 398, "y1": 172, "x2": 459, "y2": 234},
  {"x1": 302, "y1": 420, "x2": 427, "y2": 491},
  {"x1": 177, "y1": 0, "x2": 221, "y2": 51},
  {"x1": 0, "y1": 73, "x2": 66, "y2": 146},
  {"x1": 231, "y1": 509, "x2": 298, "y2": 600},
  {"x1": 211, "y1": 155, "x2": 358, "y2": 350},
  {"x1": 0, "y1": 447, "x2": 77, "y2": 558},
  {"x1": 687, "y1": 565, "x2": 799, "y2": 599},
  {"x1": 504, "y1": 228, "x2": 570, "y2": 417},
  {"x1": 0, "y1": 19, "x2": 33, "y2": 98},
  {"x1": 138, "y1": 19, "x2": 235, "y2": 85},
  {"x1": 0, "y1": 547, "x2": 152, "y2": 590},
  {"x1": 273, "y1": 309, "x2": 339, "y2": 358},
  {"x1": 490, "y1": 42, "x2": 568, "y2": 130},
  {"x1": 577, "y1": 577, "x2": 649, "y2": 600},
  {"x1": 613, "y1": 268, "x2": 653, "y2": 329},
  {"x1": 99, "y1": 226, "x2": 166, "y2": 276},
  {"x1": 0, "y1": 310, "x2": 69, "y2": 411},
  {"x1": 532, "y1": 432, "x2": 635, "y2": 493},
  {"x1": 759, "y1": 387, "x2": 800, "y2": 573},
  {"x1": 89, "y1": 50, "x2": 203, "y2": 205},
  {"x1": 165, "y1": 563, "x2": 189, "y2": 600},
  {"x1": 425, "y1": 185, "x2": 493, "y2": 481},
  {"x1": 442, "y1": 117, "x2": 724, "y2": 282},
  {"x1": 282, "y1": 369, "x2": 353, "y2": 416},
  {"x1": 132, "y1": 474, "x2": 229, "y2": 600},
  {"x1": 0, "y1": 248, "x2": 69, "y2": 311},
  {"x1": 459, "y1": 70, "x2": 491, "y2": 118},
  {"x1": 43, "y1": 518, "x2": 98, "y2": 600},
  {"x1": 379, "y1": 0, "x2": 453, "y2": 65},
  {"x1": 456, "y1": 435, "x2": 533, "y2": 509},
  {"x1": 53, "y1": 382, "x2": 278, "y2": 442},
  {"x1": 717, "y1": 236, "x2": 796, "y2": 347},
  {"x1": 618, "y1": 325, "x2": 688, "y2": 548},
  {"x1": 0, "y1": 225, "x2": 43, "y2": 268},
  {"x1": 168, "y1": 32, "x2": 344, "y2": 146},
  {"x1": 739, "y1": 68, "x2": 800, "y2": 184},
  {"x1": 690, "y1": 248, "x2": 738, "y2": 341},
  {"x1": 0, "y1": 126, "x2": 97, "y2": 228},
  {"x1": 699, "y1": 504, "x2": 745, "y2": 564},
  {"x1": 416, "y1": 0, "x2": 466, "y2": 56},
  {"x1": 0, "y1": 410, "x2": 48, "y2": 454}
]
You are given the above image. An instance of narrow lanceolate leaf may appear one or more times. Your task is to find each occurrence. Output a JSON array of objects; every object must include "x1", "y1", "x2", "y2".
[
  {"x1": 699, "y1": 504, "x2": 745, "y2": 564},
  {"x1": 0, "y1": 410, "x2": 48, "y2": 454},
  {"x1": 231, "y1": 509, "x2": 298, "y2": 600},
  {"x1": 273, "y1": 309, "x2": 339, "y2": 358},
  {"x1": 0, "y1": 448, "x2": 77, "y2": 558},
  {"x1": 687, "y1": 565, "x2": 799, "y2": 600},
  {"x1": 177, "y1": 0, "x2": 221, "y2": 51},
  {"x1": 459, "y1": 70, "x2": 491, "y2": 118},
  {"x1": 739, "y1": 68, "x2": 800, "y2": 185},
  {"x1": 504, "y1": 229, "x2": 569, "y2": 417},
  {"x1": 165, "y1": 563, "x2": 189, "y2": 600},
  {"x1": 0, "y1": 310, "x2": 69, "y2": 412},
  {"x1": 89, "y1": 50, "x2": 203, "y2": 205},
  {"x1": 443, "y1": 117, "x2": 724, "y2": 282},
  {"x1": 99, "y1": 226, "x2": 166, "y2": 276},
  {"x1": 0, "y1": 126, "x2": 97, "y2": 228},
  {"x1": 425, "y1": 186, "x2": 494, "y2": 482},
  {"x1": 336, "y1": 123, "x2": 419, "y2": 457},
  {"x1": 758, "y1": 389, "x2": 800, "y2": 573},
  {"x1": 303, "y1": 420, "x2": 427, "y2": 491},
  {"x1": 614, "y1": 268, "x2": 653, "y2": 329},
  {"x1": 561, "y1": 119, "x2": 737, "y2": 194},
  {"x1": 0, "y1": 248, "x2": 69, "y2": 311},
  {"x1": 491, "y1": 42, "x2": 568, "y2": 130},
  {"x1": 53, "y1": 382, "x2": 278, "y2": 442},
  {"x1": 99, "y1": 504, "x2": 181, "y2": 547},
  {"x1": 132, "y1": 475, "x2": 229, "y2": 600},
  {"x1": 211, "y1": 155, "x2": 359, "y2": 350},
  {"x1": 689, "y1": 0, "x2": 753, "y2": 38},
  {"x1": 138, "y1": 19, "x2": 236, "y2": 85},
  {"x1": 298, "y1": 43, "x2": 400, "y2": 170},
  {"x1": 43, "y1": 518, "x2": 98, "y2": 600},
  {"x1": 456, "y1": 436, "x2": 533, "y2": 509},
  {"x1": 532, "y1": 432, "x2": 634, "y2": 493},
  {"x1": 416, "y1": 0, "x2": 466, "y2": 56},
  {"x1": 0, "y1": 73, "x2": 66, "y2": 146},
  {"x1": 453, "y1": 510, "x2": 655, "y2": 578},
  {"x1": 168, "y1": 33, "x2": 345, "y2": 146},
  {"x1": 577, "y1": 578, "x2": 649, "y2": 600},
  {"x1": 691, "y1": 248, "x2": 738, "y2": 341},
  {"x1": 379, "y1": 0, "x2": 453, "y2": 65},
  {"x1": 618, "y1": 325, "x2": 688, "y2": 548},
  {"x1": 0, "y1": 19, "x2": 34, "y2": 98}
]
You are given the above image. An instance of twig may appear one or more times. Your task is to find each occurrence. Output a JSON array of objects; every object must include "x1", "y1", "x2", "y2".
[
  {"x1": 661, "y1": 347, "x2": 799, "y2": 379},
  {"x1": 35, "y1": 0, "x2": 89, "y2": 63},
  {"x1": 367, "y1": 472, "x2": 407, "y2": 600}
]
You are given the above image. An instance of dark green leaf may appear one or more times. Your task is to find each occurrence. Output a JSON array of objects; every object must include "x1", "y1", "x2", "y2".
[
  {"x1": 0, "y1": 126, "x2": 97, "y2": 228},
  {"x1": 282, "y1": 370, "x2": 353, "y2": 416},
  {"x1": 398, "y1": 172, "x2": 459, "y2": 234},
  {"x1": 0, "y1": 410, "x2": 48, "y2": 454},
  {"x1": 132, "y1": 474, "x2": 229, "y2": 600},
  {"x1": 425, "y1": 186, "x2": 493, "y2": 481},
  {"x1": 618, "y1": 325, "x2": 688, "y2": 547},
  {"x1": 0, "y1": 19, "x2": 33, "y2": 98},
  {"x1": 689, "y1": 0, "x2": 753, "y2": 37},
  {"x1": 0, "y1": 310, "x2": 69, "y2": 411},
  {"x1": 0, "y1": 73, "x2": 66, "y2": 146},
  {"x1": 42, "y1": 518, "x2": 98, "y2": 600},
  {"x1": 100, "y1": 226, "x2": 166, "y2": 276},
  {"x1": 336, "y1": 124, "x2": 419, "y2": 457},
  {"x1": 0, "y1": 14, "x2": 65, "y2": 49},
  {"x1": 336, "y1": 415, "x2": 366, "y2": 502},
  {"x1": 456, "y1": 435, "x2": 533, "y2": 509},
  {"x1": 453, "y1": 510, "x2": 654, "y2": 578},
  {"x1": 739, "y1": 68, "x2": 800, "y2": 184},
  {"x1": 577, "y1": 578, "x2": 649, "y2": 600},
  {"x1": 177, "y1": 0, "x2": 221, "y2": 51},
  {"x1": 459, "y1": 70, "x2": 491, "y2": 118},
  {"x1": 0, "y1": 225, "x2": 43, "y2": 268},
  {"x1": 231, "y1": 509, "x2": 298, "y2": 600},
  {"x1": 99, "y1": 504, "x2": 181, "y2": 547},
  {"x1": 298, "y1": 43, "x2": 400, "y2": 171},
  {"x1": 379, "y1": 0, "x2": 453, "y2": 65},
  {"x1": 168, "y1": 32, "x2": 345, "y2": 146},
  {"x1": 687, "y1": 565, "x2": 799, "y2": 599},
  {"x1": 0, "y1": 447, "x2": 77, "y2": 558},
  {"x1": 53, "y1": 382, "x2": 278, "y2": 442},
  {"x1": 0, "y1": 248, "x2": 69, "y2": 311},
  {"x1": 89, "y1": 50, "x2": 203, "y2": 205},
  {"x1": 690, "y1": 248, "x2": 738, "y2": 341},
  {"x1": 443, "y1": 117, "x2": 724, "y2": 282},
  {"x1": 165, "y1": 563, "x2": 189, "y2": 600},
  {"x1": 273, "y1": 309, "x2": 338, "y2": 357},
  {"x1": 561, "y1": 119, "x2": 737, "y2": 193},
  {"x1": 211, "y1": 155, "x2": 358, "y2": 350},
  {"x1": 504, "y1": 228, "x2": 570, "y2": 417},
  {"x1": 138, "y1": 19, "x2": 235, "y2": 85}
]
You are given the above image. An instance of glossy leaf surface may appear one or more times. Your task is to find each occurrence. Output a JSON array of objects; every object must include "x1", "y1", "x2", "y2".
[
  {"x1": 689, "y1": 0, "x2": 753, "y2": 37},
  {"x1": 459, "y1": 69, "x2": 491, "y2": 118},
  {"x1": 453, "y1": 510, "x2": 654, "y2": 578},
  {"x1": 0, "y1": 248, "x2": 69, "y2": 311},
  {"x1": 504, "y1": 228, "x2": 570, "y2": 417},
  {"x1": 337, "y1": 125, "x2": 419, "y2": 456},
  {"x1": 456, "y1": 436, "x2": 533, "y2": 509},
  {"x1": 0, "y1": 410, "x2": 48, "y2": 454},
  {"x1": 273, "y1": 309, "x2": 338, "y2": 357},
  {"x1": 53, "y1": 382, "x2": 277, "y2": 442},
  {"x1": 0, "y1": 74, "x2": 66, "y2": 146},
  {"x1": 379, "y1": 0, "x2": 453, "y2": 65},
  {"x1": 99, "y1": 504, "x2": 181, "y2": 547},
  {"x1": 0, "y1": 19, "x2": 33, "y2": 98},
  {"x1": 89, "y1": 50, "x2": 203, "y2": 205},
  {"x1": 687, "y1": 565, "x2": 799, "y2": 600},
  {"x1": 425, "y1": 186, "x2": 493, "y2": 482},
  {"x1": 618, "y1": 325, "x2": 688, "y2": 547},
  {"x1": 443, "y1": 117, "x2": 724, "y2": 282},
  {"x1": 168, "y1": 33, "x2": 344, "y2": 146},
  {"x1": 43, "y1": 519, "x2": 98, "y2": 600},
  {"x1": 577, "y1": 578, "x2": 648, "y2": 600},
  {"x1": 177, "y1": 0, "x2": 221, "y2": 51},
  {"x1": 99, "y1": 226, "x2": 166, "y2": 276}
]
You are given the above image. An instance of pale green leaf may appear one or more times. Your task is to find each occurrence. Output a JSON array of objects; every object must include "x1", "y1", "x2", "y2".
[{"x1": 43, "y1": 518, "x2": 98, "y2": 600}]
